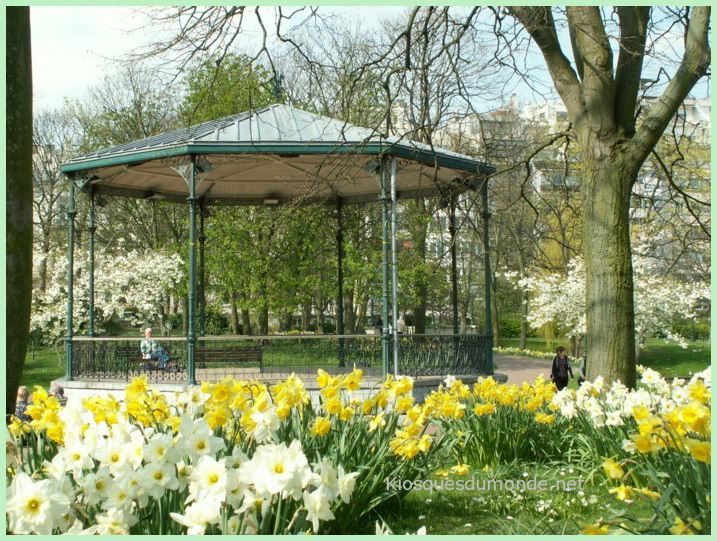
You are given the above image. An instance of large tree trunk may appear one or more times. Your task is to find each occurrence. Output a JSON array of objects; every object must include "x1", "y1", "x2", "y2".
[
  {"x1": 520, "y1": 291, "x2": 529, "y2": 350},
  {"x1": 301, "y1": 303, "x2": 312, "y2": 332},
  {"x1": 6, "y1": 6, "x2": 33, "y2": 419},
  {"x1": 582, "y1": 153, "x2": 637, "y2": 387},
  {"x1": 258, "y1": 306, "x2": 269, "y2": 335},
  {"x1": 241, "y1": 308, "x2": 251, "y2": 336},
  {"x1": 229, "y1": 292, "x2": 240, "y2": 334},
  {"x1": 490, "y1": 271, "x2": 501, "y2": 346},
  {"x1": 343, "y1": 289, "x2": 356, "y2": 334}
]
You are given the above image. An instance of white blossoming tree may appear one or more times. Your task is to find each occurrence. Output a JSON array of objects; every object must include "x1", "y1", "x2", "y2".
[
  {"x1": 507, "y1": 250, "x2": 710, "y2": 360},
  {"x1": 30, "y1": 248, "x2": 184, "y2": 344}
]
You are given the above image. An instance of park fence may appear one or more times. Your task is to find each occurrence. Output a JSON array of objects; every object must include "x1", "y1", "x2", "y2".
[{"x1": 69, "y1": 333, "x2": 491, "y2": 383}]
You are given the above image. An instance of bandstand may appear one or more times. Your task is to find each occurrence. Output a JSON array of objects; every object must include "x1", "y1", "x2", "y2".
[{"x1": 59, "y1": 104, "x2": 495, "y2": 388}]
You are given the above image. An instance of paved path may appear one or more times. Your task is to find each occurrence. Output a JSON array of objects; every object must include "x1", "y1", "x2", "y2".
[{"x1": 493, "y1": 354, "x2": 554, "y2": 385}]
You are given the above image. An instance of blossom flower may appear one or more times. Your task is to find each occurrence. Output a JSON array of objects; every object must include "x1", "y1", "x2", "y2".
[
  {"x1": 337, "y1": 465, "x2": 359, "y2": 503},
  {"x1": 250, "y1": 407, "x2": 281, "y2": 443},
  {"x1": 95, "y1": 508, "x2": 138, "y2": 535},
  {"x1": 685, "y1": 439, "x2": 711, "y2": 464},
  {"x1": 303, "y1": 488, "x2": 335, "y2": 533},
  {"x1": 6, "y1": 472, "x2": 71, "y2": 535},
  {"x1": 188, "y1": 455, "x2": 228, "y2": 503},
  {"x1": 609, "y1": 485, "x2": 634, "y2": 501},
  {"x1": 310, "y1": 416, "x2": 332, "y2": 437},
  {"x1": 144, "y1": 432, "x2": 178, "y2": 464},
  {"x1": 239, "y1": 441, "x2": 313, "y2": 501},
  {"x1": 144, "y1": 461, "x2": 180, "y2": 499},
  {"x1": 581, "y1": 522, "x2": 609, "y2": 534},
  {"x1": 170, "y1": 499, "x2": 221, "y2": 535}
]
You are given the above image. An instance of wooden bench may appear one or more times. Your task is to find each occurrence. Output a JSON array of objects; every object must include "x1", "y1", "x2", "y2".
[{"x1": 196, "y1": 345, "x2": 262, "y2": 370}]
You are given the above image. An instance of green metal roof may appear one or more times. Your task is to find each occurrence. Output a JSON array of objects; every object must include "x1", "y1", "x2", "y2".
[{"x1": 61, "y1": 104, "x2": 494, "y2": 205}]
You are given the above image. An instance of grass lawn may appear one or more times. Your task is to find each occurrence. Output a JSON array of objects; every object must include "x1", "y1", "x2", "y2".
[
  {"x1": 21, "y1": 345, "x2": 65, "y2": 392},
  {"x1": 378, "y1": 462, "x2": 652, "y2": 535}
]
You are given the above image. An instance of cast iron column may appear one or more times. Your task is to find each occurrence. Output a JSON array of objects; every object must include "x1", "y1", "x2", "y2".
[
  {"x1": 336, "y1": 197, "x2": 345, "y2": 366},
  {"x1": 389, "y1": 156, "x2": 399, "y2": 375},
  {"x1": 187, "y1": 161, "x2": 198, "y2": 385},
  {"x1": 380, "y1": 158, "x2": 390, "y2": 376},
  {"x1": 482, "y1": 179, "x2": 493, "y2": 374},
  {"x1": 65, "y1": 181, "x2": 76, "y2": 381},
  {"x1": 88, "y1": 187, "x2": 96, "y2": 337},
  {"x1": 449, "y1": 195, "x2": 459, "y2": 335},
  {"x1": 199, "y1": 201, "x2": 206, "y2": 337}
]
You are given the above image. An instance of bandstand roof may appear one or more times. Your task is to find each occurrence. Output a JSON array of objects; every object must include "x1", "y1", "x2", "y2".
[{"x1": 61, "y1": 104, "x2": 494, "y2": 205}]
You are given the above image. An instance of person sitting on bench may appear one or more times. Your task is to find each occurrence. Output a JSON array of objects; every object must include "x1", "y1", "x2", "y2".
[{"x1": 140, "y1": 327, "x2": 170, "y2": 370}]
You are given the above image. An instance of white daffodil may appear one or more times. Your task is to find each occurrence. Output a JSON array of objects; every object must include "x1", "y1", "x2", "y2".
[
  {"x1": 227, "y1": 513, "x2": 241, "y2": 534},
  {"x1": 78, "y1": 468, "x2": 112, "y2": 506},
  {"x1": 250, "y1": 407, "x2": 281, "y2": 443},
  {"x1": 61, "y1": 442, "x2": 95, "y2": 477},
  {"x1": 188, "y1": 455, "x2": 228, "y2": 504},
  {"x1": 98, "y1": 442, "x2": 129, "y2": 475},
  {"x1": 144, "y1": 432, "x2": 178, "y2": 463},
  {"x1": 6, "y1": 472, "x2": 70, "y2": 535},
  {"x1": 312, "y1": 456, "x2": 339, "y2": 501},
  {"x1": 227, "y1": 445, "x2": 248, "y2": 469},
  {"x1": 226, "y1": 467, "x2": 249, "y2": 509},
  {"x1": 42, "y1": 453, "x2": 67, "y2": 481},
  {"x1": 95, "y1": 507, "x2": 138, "y2": 535},
  {"x1": 116, "y1": 465, "x2": 150, "y2": 508},
  {"x1": 605, "y1": 410, "x2": 624, "y2": 427},
  {"x1": 185, "y1": 430, "x2": 224, "y2": 464},
  {"x1": 337, "y1": 465, "x2": 359, "y2": 504},
  {"x1": 303, "y1": 488, "x2": 335, "y2": 533},
  {"x1": 170, "y1": 499, "x2": 221, "y2": 535},
  {"x1": 144, "y1": 461, "x2": 180, "y2": 500},
  {"x1": 63, "y1": 520, "x2": 99, "y2": 535},
  {"x1": 176, "y1": 459, "x2": 192, "y2": 491},
  {"x1": 240, "y1": 441, "x2": 313, "y2": 501}
]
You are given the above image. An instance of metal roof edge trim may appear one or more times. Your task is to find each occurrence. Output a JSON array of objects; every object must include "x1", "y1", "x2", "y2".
[{"x1": 61, "y1": 141, "x2": 494, "y2": 176}]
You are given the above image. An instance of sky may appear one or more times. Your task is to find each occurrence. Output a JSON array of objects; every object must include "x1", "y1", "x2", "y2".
[
  {"x1": 30, "y1": 6, "x2": 707, "y2": 113},
  {"x1": 30, "y1": 5, "x2": 410, "y2": 111}
]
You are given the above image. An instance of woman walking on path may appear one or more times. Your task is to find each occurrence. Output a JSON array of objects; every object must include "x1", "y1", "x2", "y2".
[{"x1": 550, "y1": 346, "x2": 574, "y2": 391}]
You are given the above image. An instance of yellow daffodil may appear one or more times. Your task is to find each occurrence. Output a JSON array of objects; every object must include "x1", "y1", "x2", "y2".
[
  {"x1": 310, "y1": 417, "x2": 331, "y2": 437},
  {"x1": 608, "y1": 485, "x2": 633, "y2": 501},
  {"x1": 581, "y1": 522, "x2": 609, "y2": 534},
  {"x1": 602, "y1": 458, "x2": 624, "y2": 480}
]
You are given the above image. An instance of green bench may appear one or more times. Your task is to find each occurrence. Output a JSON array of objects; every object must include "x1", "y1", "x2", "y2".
[{"x1": 196, "y1": 345, "x2": 263, "y2": 370}]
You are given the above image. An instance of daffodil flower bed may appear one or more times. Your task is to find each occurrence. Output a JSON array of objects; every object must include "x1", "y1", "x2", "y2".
[
  {"x1": 423, "y1": 367, "x2": 711, "y2": 534},
  {"x1": 6, "y1": 369, "x2": 442, "y2": 535},
  {"x1": 6, "y1": 366, "x2": 710, "y2": 535},
  {"x1": 427, "y1": 375, "x2": 572, "y2": 466}
]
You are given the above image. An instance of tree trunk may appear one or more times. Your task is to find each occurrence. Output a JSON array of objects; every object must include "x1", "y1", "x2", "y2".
[
  {"x1": 582, "y1": 153, "x2": 636, "y2": 387},
  {"x1": 520, "y1": 291, "x2": 529, "y2": 350},
  {"x1": 241, "y1": 308, "x2": 251, "y2": 336},
  {"x1": 344, "y1": 289, "x2": 355, "y2": 334},
  {"x1": 229, "y1": 292, "x2": 240, "y2": 334},
  {"x1": 259, "y1": 306, "x2": 269, "y2": 335},
  {"x1": 301, "y1": 303, "x2": 312, "y2": 332},
  {"x1": 279, "y1": 312, "x2": 292, "y2": 332},
  {"x1": 490, "y1": 271, "x2": 501, "y2": 346},
  {"x1": 6, "y1": 7, "x2": 33, "y2": 418}
]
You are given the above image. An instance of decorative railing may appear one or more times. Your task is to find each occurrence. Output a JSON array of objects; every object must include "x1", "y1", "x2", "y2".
[
  {"x1": 71, "y1": 337, "x2": 189, "y2": 382},
  {"x1": 70, "y1": 333, "x2": 491, "y2": 383}
]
